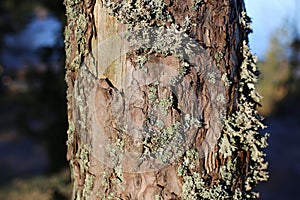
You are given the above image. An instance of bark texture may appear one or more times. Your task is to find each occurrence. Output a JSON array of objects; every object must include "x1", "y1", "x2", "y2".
[{"x1": 64, "y1": 0, "x2": 268, "y2": 199}]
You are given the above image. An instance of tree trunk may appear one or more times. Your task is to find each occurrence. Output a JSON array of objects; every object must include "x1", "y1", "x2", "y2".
[{"x1": 64, "y1": 0, "x2": 268, "y2": 199}]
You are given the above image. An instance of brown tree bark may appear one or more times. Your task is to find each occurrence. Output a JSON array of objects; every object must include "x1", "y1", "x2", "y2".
[{"x1": 64, "y1": 0, "x2": 268, "y2": 199}]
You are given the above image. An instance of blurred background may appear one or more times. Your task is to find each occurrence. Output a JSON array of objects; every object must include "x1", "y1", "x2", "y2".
[
  {"x1": 0, "y1": 0, "x2": 70, "y2": 199},
  {"x1": 0, "y1": 0, "x2": 298, "y2": 199},
  {"x1": 248, "y1": 1, "x2": 300, "y2": 199}
]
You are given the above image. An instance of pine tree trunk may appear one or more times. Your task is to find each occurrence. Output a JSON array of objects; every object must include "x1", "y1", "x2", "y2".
[{"x1": 64, "y1": 0, "x2": 268, "y2": 199}]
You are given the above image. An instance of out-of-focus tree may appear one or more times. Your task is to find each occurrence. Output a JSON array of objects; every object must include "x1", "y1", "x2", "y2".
[
  {"x1": 0, "y1": 0, "x2": 67, "y2": 173},
  {"x1": 257, "y1": 20, "x2": 300, "y2": 116},
  {"x1": 0, "y1": 0, "x2": 65, "y2": 34},
  {"x1": 288, "y1": 36, "x2": 300, "y2": 98},
  {"x1": 257, "y1": 31, "x2": 291, "y2": 116}
]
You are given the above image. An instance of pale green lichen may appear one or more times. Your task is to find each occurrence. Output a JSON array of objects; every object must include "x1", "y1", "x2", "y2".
[
  {"x1": 157, "y1": 121, "x2": 181, "y2": 145},
  {"x1": 177, "y1": 148, "x2": 198, "y2": 177},
  {"x1": 178, "y1": 155, "x2": 230, "y2": 200},
  {"x1": 177, "y1": 6, "x2": 268, "y2": 200},
  {"x1": 158, "y1": 95, "x2": 173, "y2": 116},
  {"x1": 170, "y1": 61, "x2": 189, "y2": 85},
  {"x1": 101, "y1": 0, "x2": 202, "y2": 91},
  {"x1": 83, "y1": 173, "x2": 95, "y2": 197},
  {"x1": 218, "y1": 134, "x2": 236, "y2": 158},
  {"x1": 101, "y1": 168, "x2": 124, "y2": 199},
  {"x1": 105, "y1": 131, "x2": 125, "y2": 194},
  {"x1": 239, "y1": 11, "x2": 252, "y2": 31},
  {"x1": 183, "y1": 149, "x2": 198, "y2": 169},
  {"x1": 148, "y1": 85, "x2": 158, "y2": 103},
  {"x1": 217, "y1": 14, "x2": 269, "y2": 198},
  {"x1": 114, "y1": 165, "x2": 124, "y2": 182},
  {"x1": 156, "y1": 119, "x2": 165, "y2": 129},
  {"x1": 144, "y1": 121, "x2": 185, "y2": 164},
  {"x1": 66, "y1": 121, "x2": 75, "y2": 147},
  {"x1": 64, "y1": 0, "x2": 90, "y2": 70},
  {"x1": 183, "y1": 16, "x2": 194, "y2": 31},
  {"x1": 217, "y1": 94, "x2": 226, "y2": 104},
  {"x1": 179, "y1": 152, "x2": 249, "y2": 200},
  {"x1": 101, "y1": 0, "x2": 173, "y2": 27},
  {"x1": 217, "y1": 44, "x2": 269, "y2": 197},
  {"x1": 105, "y1": 143, "x2": 123, "y2": 168},
  {"x1": 191, "y1": 0, "x2": 203, "y2": 11},
  {"x1": 75, "y1": 144, "x2": 95, "y2": 199},
  {"x1": 107, "y1": 192, "x2": 122, "y2": 200},
  {"x1": 64, "y1": 0, "x2": 98, "y2": 199},
  {"x1": 65, "y1": 1, "x2": 268, "y2": 199},
  {"x1": 78, "y1": 144, "x2": 91, "y2": 174},
  {"x1": 155, "y1": 194, "x2": 162, "y2": 200},
  {"x1": 214, "y1": 51, "x2": 224, "y2": 66},
  {"x1": 182, "y1": 114, "x2": 202, "y2": 131},
  {"x1": 221, "y1": 73, "x2": 232, "y2": 86},
  {"x1": 101, "y1": 172, "x2": 108, "y2": 187},
  {"x1": 136, "y1": 55, "x2": 149, "y2": 68},
  {"x1": 207, "y1": 72, "x2": 217, "y2": 84}
]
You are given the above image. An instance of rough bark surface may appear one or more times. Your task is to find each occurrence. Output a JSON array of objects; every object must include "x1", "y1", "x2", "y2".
[{"x1": 65, "y1": 0, "x2": 268, "y2": 199}]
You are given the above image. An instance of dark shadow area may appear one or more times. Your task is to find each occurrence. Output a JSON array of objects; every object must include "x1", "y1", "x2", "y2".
[{"x1": 0, "y1": 1, "x2": 71, "y2": 199}]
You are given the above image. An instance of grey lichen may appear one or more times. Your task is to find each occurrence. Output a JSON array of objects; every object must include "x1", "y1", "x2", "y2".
[
  {"x1": 66, "y1": 121, "x2": 75, "y2": 147},
  {"x1": 101, "y1": 0, "x2": 173, "y2": 27},
  {"x1": 158, "y1": 95, "x2": 173, "y2": 116},
  {"x1": 103, "y1": 131, "x2": 125, "y2": 194},
  {"x1": 239, "y1": 11, "x2": 252, "y2": 31},
  {"x1": 83, "y1": 173, "x2": 95, "y2": 197},
  {"x1": 217, "y1": 94, "x2": 226, "y2": 104},
  {"x1": 218, "y1": 134, "x2": 236, "y2": 158},
  {"x1": 207, "y1": 72, "x2": 217, "y2": 84},
  {"x1": 214, "y1": 51, "x2": 224, "y2": 66},
  {"x1": 148, "y1": 85, "x2": 158, "y2": 103},
  {"x1": 217, "y1": 13, "x2": 269, "y2": 198},
  {"x1": 170, "y1": 61, "x2": 189, "y2": 85},
  {"x1": 76, "y1": 144, "x2": 95, "y2": 199},
  {"x1": 65, "y1": 0, "x2": 268, "y2": 199},
  {"x1": 79, "y1": 144, "x2": 91, "y2": 172},
  {"x1": 101, "y1": 171, "x2": 108, "y2": 187},
  {"x1": 221, "y1": 73, "x2": 232, "y2": 86},
  {"x1": 142, "y1": 121, "x2": 185, "y2": 164},
  {"x1": 179, "y1": 149, "x2": 231, "y2": 200},
  {"x1": 191, "y1": 0, "x2": 203, "y2": 11},
  {"x1": 64, "y1": 0, "x2": 90, "y2": 70},
  {"x1": 182, "y1": 114, "x2": 202, "y2": 132},
  {"x1": 135, "y1": 55, "x2": 149, "y2": 68},
  {"x1": 176, "y1": 6, "x2": 268, "y2": 200}
]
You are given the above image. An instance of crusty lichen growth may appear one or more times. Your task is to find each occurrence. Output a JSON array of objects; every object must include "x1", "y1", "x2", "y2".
[
  {"x1": 191, "y1": 0, "x2": 203, "y2": 11},
  {"x1": 176, "y1": 4, "x2": 268, "y2": 200},
  {"x1": 64, "y1": 0, "x2": 91, "y2": 70},
  {"x1": 101, "y1": 0, "x2": 173, "y2": 27},
  {"x1": 101, "y1": 132, "x2": 125, "y2": 197},
  {"x1": 178, "y1": 149, "x2": 243, "y2": 200},
  {"x1": 158, "y1": 95, "x2": 173, "y2": 116},
  {"x1": 217, "y1": 10, "x2": 269, "y2": 199},
  {"x1": 64, "y1": 0, "x2": 94, "y2": 155},
  {"x1": 83, "y1": 173, "x2": 94, "y2": 197},
  {"x1": 74, "y1": 144, "x2": 95, "y2": 199},
  {"x1": 64, "y1": 0, "x2": 96, "y2": 199},
  {"x1": 65, "y1": 0, "x2": 268, "y2": 199}
]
